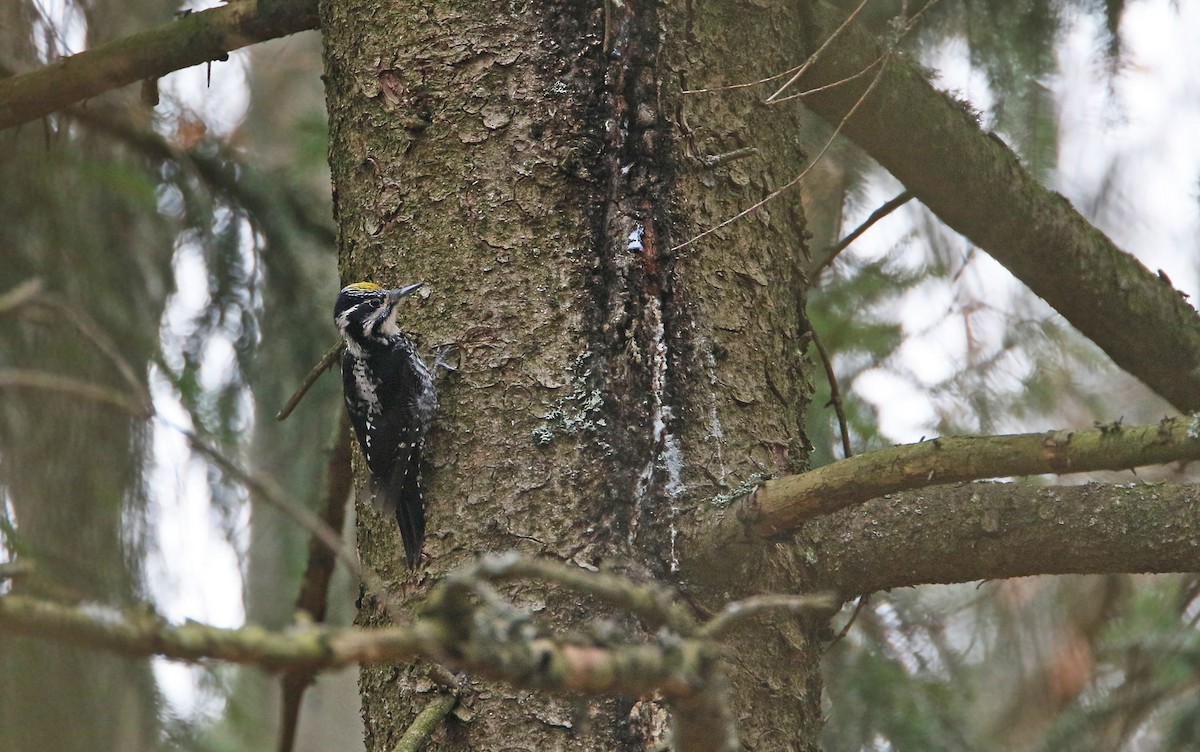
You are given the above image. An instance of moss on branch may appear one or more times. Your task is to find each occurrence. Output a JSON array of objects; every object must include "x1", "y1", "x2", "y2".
[
  {"x1": 688, "y1": 417, "x2": 1200, "y2": 580},
  {"x1": 0, "y1": 557, "x2": 719, "y2": 698}
]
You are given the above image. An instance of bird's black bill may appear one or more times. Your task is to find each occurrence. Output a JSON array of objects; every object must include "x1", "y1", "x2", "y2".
[{"x1": 388, "y1": 282, "x2": 424, "y2": 303}]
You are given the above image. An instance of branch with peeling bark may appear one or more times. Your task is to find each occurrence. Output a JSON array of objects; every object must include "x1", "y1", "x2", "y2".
[{"x1": 0, "y1": 0, "x2": 319, "y2": 130}]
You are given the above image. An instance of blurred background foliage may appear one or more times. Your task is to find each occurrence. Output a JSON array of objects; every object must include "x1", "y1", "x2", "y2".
[
  {"x1": 0, "y1": 0, "x2": 1198, "y2": 750},
  {"x1": 0, "y1": 0, "x2": 353, "y2": 749},
  {"x1": 804, "y1": 2, "x2": 1200, "y2": 750}
]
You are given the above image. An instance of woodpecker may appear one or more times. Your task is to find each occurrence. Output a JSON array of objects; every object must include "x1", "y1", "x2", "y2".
[{"x1": 334, "y1": 281, "x2": 436, "y2": 568}]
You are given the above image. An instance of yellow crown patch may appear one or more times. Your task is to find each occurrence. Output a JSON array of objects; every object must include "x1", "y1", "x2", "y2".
[{"x1": 344, "y1": 281, "x2": 383, "y2": 291}]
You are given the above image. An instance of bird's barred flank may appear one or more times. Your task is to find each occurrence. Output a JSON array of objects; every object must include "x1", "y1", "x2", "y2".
[{"x1": 334, "y1": 282, "x2": 436, "y2": 569}]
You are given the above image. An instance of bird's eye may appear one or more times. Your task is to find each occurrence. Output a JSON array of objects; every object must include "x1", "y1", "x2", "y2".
[{"x1": 367, "y1": 298, "x2": 383, "y2": 308}]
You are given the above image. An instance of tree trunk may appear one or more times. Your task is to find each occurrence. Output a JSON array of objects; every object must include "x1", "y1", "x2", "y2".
[{"x1": 319, "y1": 0, "x2": 818, "y2": 748}]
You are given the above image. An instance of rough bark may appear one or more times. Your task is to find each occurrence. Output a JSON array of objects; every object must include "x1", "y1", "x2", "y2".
[
  {"x1": 319, "y1": 0, "x2": 816, "y2": 748},
  {"x1": 807, "y1": 481, "x2": 1200, "y2": 596}
]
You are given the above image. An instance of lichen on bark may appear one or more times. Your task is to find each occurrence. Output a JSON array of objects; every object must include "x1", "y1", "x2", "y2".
[{"x1": 318, "y1": 0, "x2": 819, "y2": 747}]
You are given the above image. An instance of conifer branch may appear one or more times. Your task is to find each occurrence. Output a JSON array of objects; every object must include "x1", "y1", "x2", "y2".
[
  {"x1": 0, "y1": 0, "x2": 319, "y2": 130},
  {"x1": 712, "y1": 417, "x2": 1200, "y2": 544}
]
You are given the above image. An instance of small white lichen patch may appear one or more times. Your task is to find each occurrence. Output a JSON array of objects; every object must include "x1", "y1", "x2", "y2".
[{"x1": 627, "y1": 225, "x2": 644, "y2": 252}]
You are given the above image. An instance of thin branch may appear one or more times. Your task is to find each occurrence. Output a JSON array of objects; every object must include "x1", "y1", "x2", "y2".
[
  {"x1": 829, "y1": 595, "x2": 870, "y2": 645},
  {"x1": 44, "y1": 299, "x2": 154, "y2": 413},
  {"x1": 393, "y1": 694, "x2": 457, "y2": 752},
  {"x1": 810, "y1": 330, "x2": 852, "y2": 459},
  {"x1": 682, "y1": 63, "x2": 807, "y2": 95},
  {"x1": 469, "y1": 553, "x2": 698, "y2": 634},
  {"x1": 4, "y1": 280, "x2": 153, "y2": 413},
  {"x1": 0, "y1": 369, "x2": 151, "y2": 418},
  {"x1": 768, "y1": 55, "x2": 884, "y2": 105},
  {"x1": 672, "y1": 51, "x2": 889, "y2": 252},
  {"x1": 764, "y1": 0, "x2": 871, "y2": 103},
  {"x1": 698, "y1": 593, "x2": 839, "y2": 640},
  {"x1": 0, "y1": 0, "x2": 319, "y2": 130},
  {"x1": 277, "y1": 341, "x2": 344, "y2": 421},
  {"x1": 807, "y1": 190, "x2": 914, "y2": 280},
  {"x1": 157, "y1": 376, "x2": 402, "y2": 622},
  {"x1": 676, "y1": 0, "x2": 870, "y2": 97},
  {"x1": 182, "y1": 427, "x2": 363, "y2": 583},
  {"x1": 0, "y1": 278, "x2": 45, "y2": 315},
  {"x1": 702, "y1": 146, "x2": 759, "y2": 167},
  {"x1": 0, "y1": 584, "x2": 710, "y2": 699}
]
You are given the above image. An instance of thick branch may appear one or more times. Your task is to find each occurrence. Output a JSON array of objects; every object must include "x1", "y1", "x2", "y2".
[
  {"x1": 0, "y1": 593, "x2": 704, "y2": 696},
  {"x1": 692, "y1": 418, "x2": 1200, "y2": 572},
  {"x1": 805, "y1": 481, "x2": 1200, "y2": 595},
  {"x1": 792, "y1": 2, "x2": 1200, "y2": 412},
  {"x1": 0, "y1": 553, "x2": 720, "y2": 701},
  {"x1": 0, "y1": 0, "x2": 318, "y2": 130}
]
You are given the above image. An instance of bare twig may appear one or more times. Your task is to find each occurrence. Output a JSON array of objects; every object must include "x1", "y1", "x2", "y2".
[
  {"x1": 764, "y1": 0, "x2": 872, "y2": 103},
  {"x1": 47, "y1": 300, "x2": 154, "y2": 413},
  {"x1": 4, "y1": 281, "x2": 153, "y2": 414},
  {"x1": 681, "y1": 62, "x2": 808, "y2": 95},
  {"x1": 0, "y1": 278, "x2": 45, "y2": 315},
  {"x1": 393, "y1": 694, "x2": 458, "y2": 752},
  {"x1": 469, "y1": 553, "x2": 697, "y2": 634},
  {"x1": 672, "y1": 51, "x2": 890, "y2": 252},
  {"x1": 0, "y1": 369, "x2": 151, "y2": 418},
  {"x1": 807, "y1": 190, "x2": 915, "y2": 280},
  {"x1": 277, "y1": 341, "x2": 344, "y2": 421},
  {"x1": 181, "y1": 428, "x2": 363, "y2": 582},
  {"x1": 699, "y1": 593, "x2": 838, "y2": 640},
  {"x1": 810, "y1": 330, "x2": 852, "y2": 459},
  {"x1": 829, "y1": 594, "x2": 870, "y2": 644},
  {"x1": 767, "y1": 52, "x2": 886, "y2": 105},
  {"x1": 702, "y1": 146, "x2": 759, "y2": 167}
]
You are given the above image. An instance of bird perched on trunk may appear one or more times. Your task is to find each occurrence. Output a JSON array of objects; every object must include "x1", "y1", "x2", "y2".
[{"x1": 334, "y1": 281, "x2": 436, "y2": 568}]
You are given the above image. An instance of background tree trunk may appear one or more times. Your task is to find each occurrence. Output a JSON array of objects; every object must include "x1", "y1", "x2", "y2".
[
  {"x1": 319, "y1": 0, "x2": 819, "y2": 747},
  {"x1": 0, "y1": 4, "x2": 169, "y2": 749}
]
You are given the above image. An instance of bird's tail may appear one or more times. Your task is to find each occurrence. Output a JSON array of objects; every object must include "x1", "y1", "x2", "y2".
[{"x1": 381, "y1": 447, "x2": 426, "y2": 569}]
